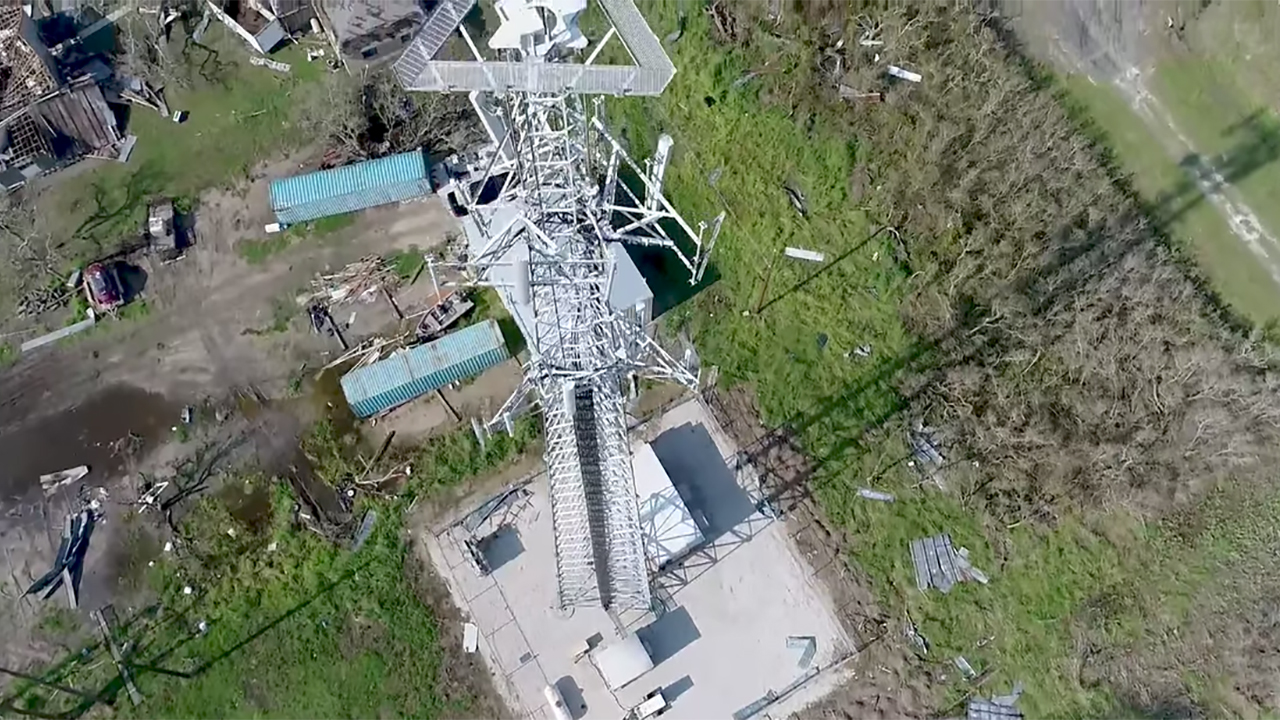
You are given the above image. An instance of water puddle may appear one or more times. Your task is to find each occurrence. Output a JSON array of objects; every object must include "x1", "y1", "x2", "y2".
[{"x1": 0, "y1": 385, "x2": 182, "y2": 503}]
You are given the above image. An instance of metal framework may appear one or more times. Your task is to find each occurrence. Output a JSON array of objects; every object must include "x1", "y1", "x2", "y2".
[{"x1": 400, "y1": 0, "x2": 723, "y2": 612}]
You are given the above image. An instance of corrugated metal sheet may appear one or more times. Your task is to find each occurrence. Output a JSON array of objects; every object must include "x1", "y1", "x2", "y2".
[
  {"x1": 270, "y1": 150, "x2": 432, "y2": 224},
  {"x1": 341, "y1": 319, "x2": 508, "y2": 418}
]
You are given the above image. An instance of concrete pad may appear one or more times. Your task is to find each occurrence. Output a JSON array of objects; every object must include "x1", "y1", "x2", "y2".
[
  {"x1": 470, "y1": 584, "x2": 514, "y2": 630},
  {"x1": 425, "y1": 398, "x2": 854, "y2": 719},
  {"x1": 489, "y1": 618, "x2": 535, "y2": 672}
]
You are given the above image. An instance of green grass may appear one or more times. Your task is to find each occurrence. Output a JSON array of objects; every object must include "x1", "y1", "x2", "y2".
[
  {"x1": 236, "y1": 235, "x2": 292, "y2": 265},
  {"x1": 238, "y1": 214, "x2": 358, "y2": 265},
  {"x1": 38, "y1": 25, "x2": 329, "y2": 264},
  {"x1": 1060, "y1": 74, "x2": 1280, "y2": 326},
  {"x1": 6, "y1": 420, "x2": 539, "y2": 718},
  {"x1": 385, "y1": 246, "x2": 426, "y2": 281},
  {"x1": 614, "y1": 4, "x2": 1280, "y2": 716},
  {"x1": 0, "y1": 341, "x2": 14, "y2": 368}
]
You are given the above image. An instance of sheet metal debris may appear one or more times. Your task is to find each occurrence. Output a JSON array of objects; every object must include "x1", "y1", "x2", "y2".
[
  {"x1": 249, "y1": 56, "x2": 291, "y2": 73},
  {"x1": 350, "y1": 510, "x2": 378, "y2": 551},
  {"x1": 910, "y1": 533, "x2": 989, "y2": 593},
  {"x1": 785, "y1": 635, "x2": 817, "y2": 669},
  {"x1": 954, "y1": 655, "x2": 976, "y2": 679},
  {"x1": 783, "y1": 247, "x2": 824, "y2": 263},
  {"x1": 887, "y1": 65, "x2": 922, "y2": 83},
  {"x1": 968, "y1": 683, "x2": 1024, "y2": 720},
  {"x1": 857, "y1": 487, "x2": 895, "y2": 502},
  {"x1": 463, "y1": 622, "x2": 479, "y2": 652},
  {"x1": 904, "y1": 618, "x2": 928, "y2": 655},
  {"x1": 25, "y1": 509, "x2": 95, "y2": 607}
]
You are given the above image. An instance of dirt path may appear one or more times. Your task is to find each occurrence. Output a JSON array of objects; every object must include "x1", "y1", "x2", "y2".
[{"x1": 1007, "y1": 0, "x2": 1280, "y2": 292}]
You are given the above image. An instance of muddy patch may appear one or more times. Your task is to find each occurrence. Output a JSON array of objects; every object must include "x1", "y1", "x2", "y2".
[{"x1": 0, "y1": 384, "x2": 180, "y2": 505}]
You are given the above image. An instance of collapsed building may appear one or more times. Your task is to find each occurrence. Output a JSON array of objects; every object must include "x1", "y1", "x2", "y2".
[{"x1": 0, "y1": 6, "x2": 124, "y2": 191}]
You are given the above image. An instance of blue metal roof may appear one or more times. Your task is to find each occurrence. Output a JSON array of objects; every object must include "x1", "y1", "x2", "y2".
[
  {"x1": 270, "y1": 151, "x2": 429, "y2": 214},
  {"x1": 340, "y1": 319, "x2": 509, "y2": 418}
]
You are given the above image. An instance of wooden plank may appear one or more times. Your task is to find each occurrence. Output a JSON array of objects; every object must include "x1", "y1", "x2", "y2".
[{"x1": 91, "y1": 607, "x2": 143, "y2": 706}]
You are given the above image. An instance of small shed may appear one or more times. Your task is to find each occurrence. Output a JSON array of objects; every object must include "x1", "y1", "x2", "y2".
[
  {"x1": 633, "y1": 442, "x2": 703, "y2": 569},
  {"x1": 270, "y1": 150, "x2": 433, "y2": 225},
  {"x1": 592, "y1": 633, "x2": 654, "y2": 691},
  {"x1": 340, "y1": 319, "x2": 508, "y2": 418}
]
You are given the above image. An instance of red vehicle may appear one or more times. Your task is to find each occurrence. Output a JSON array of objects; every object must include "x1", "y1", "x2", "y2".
[{"x1": 84, "y1": 263, "x2": 123, "y2": 311}]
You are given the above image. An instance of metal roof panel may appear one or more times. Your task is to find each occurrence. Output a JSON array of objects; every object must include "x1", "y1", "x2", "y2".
[{"x1": 270, "y1": 150, "x2": 428, "y2": 211}]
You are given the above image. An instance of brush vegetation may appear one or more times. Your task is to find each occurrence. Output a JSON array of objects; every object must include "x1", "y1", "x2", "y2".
[{"x1": 615, "y1": 1, "x2": 1280, "y2": 715}]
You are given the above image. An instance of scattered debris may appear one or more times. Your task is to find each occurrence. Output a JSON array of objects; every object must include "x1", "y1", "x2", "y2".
[
  {"x1": 138, "y1": 480, "x2": 170, "y2": 511},
  {"x1": 24, "y1": 510, "x2": 94, "y2": 605},
  {"x1": 731, "y1": 71, "x2": 759, "y2": 89},
  {"x1": 171, "y1": 110, "x2": 188, "y2": 124},
  {"x1": 887, "y1": 65, "x2": 922, "y2": 83},
  {"x1": 163, "y1": 541, "x2": 173, "y2": 553},
  {"x1": 249, "y1": 56, "x2": 291, "y2": 73},
  {"x1": 908, "y1": 420, "x2": 946, "y2": 476},
  {"x1": 17, "y1": 284, "x2": 71, "y2": 318},
  {"x1": 349, "y1": 509, "x2": 378, "y2": 551},
  {"x1": 306, "y1": 48, "x2": 326, "y2": 62},
  {"x1": 40, "y1": 466, "x2": 90, "y2": 497},
  {"x1": 196, "y1": 619, "x2": 209, "y2": 635},
  {"x1": 904, "y1": 617, "x2": 929, "y2": 655},
  {"x1": 848, "y1": 344, "x2": 872, "y2": 359},
  {"x1": 783, "y1": 246, "x2": 824, "y2": 263},
  {"x1": 463, "y1": 622, "x2": 479, "y2": 652},
  {"x1": 785, "y1": 635, "x2": 817, "y2": 669},
  {"x1": 910, "y1": 533, "x2": 989, "y2": 593},
  {"x1": 838, "y1": 86, "x2": 883, "y2": 103},
  {"x1": 297, "y1": 255, "x2": 400, "y2": 309},
  {"x1": 856, "y1": 487, "x2": 895, "y2": 502},
  {"x1": 782, "y1": 184, "x2": 808, "y2": 216},
  {"x1": 968, "y1": 682, "x2": 1024, "y2": 719},
  {"x1": 708, "y1": 166, "x2": 723, "y2": 187},
  {"x1": 116, "y1": 134, "x2": 138, "y2": 163},
  {"x1": 816, "y1": 333, "x2": 829, "y2": 351},
  {"x1": 182, "y1": 585, "x2": 193, "y2": 595},
  {"x1": 954, "y1": 655, "x2": 977, "y2": 679},
  {"x1": 181, "y1": 406, "x2": 194, "y2": 424},
  {"x1": 92, "y1": 606, "x2": 143, "y2": 706},
  {"x1": 955, "y1": 546, "x2": 990, "y2": 585},
  {"x1": 265, "y1": 222, "x2": 282, "y2": 233}
]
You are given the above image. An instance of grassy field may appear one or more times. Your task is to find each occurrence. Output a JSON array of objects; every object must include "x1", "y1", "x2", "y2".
[
  {"x1": 37, "y1": 24, "x2": 329, "y2": 265},
  {"x1": 613, "y1": 3, "x2": 1280, "y2": 716},
  {"x1": 1059, "y1": 75, "x2": 1280, "y2": 327},
  {"x1": 5, "y1": 418, "x2": 538, "y2": 718}
]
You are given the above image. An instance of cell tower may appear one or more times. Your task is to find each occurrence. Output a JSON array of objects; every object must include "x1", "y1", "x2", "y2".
[{"x1": 396, "y1": 0, "x2": 724, "y2": 613}]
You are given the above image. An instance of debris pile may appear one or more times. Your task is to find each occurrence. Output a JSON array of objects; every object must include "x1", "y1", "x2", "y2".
[
  {"x1": 25, "y1": 493, "x2": 102, "y2": 609},
  {"x1": 297, "y1": 255, "x2": 400, "y2": 309},
  {"x1": 16, "y1": 285, "x2": 70, "y2": 318}
]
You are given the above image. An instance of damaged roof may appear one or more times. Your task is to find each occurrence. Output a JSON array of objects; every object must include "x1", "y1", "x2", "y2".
[
  {"x1": 0, "y1": 7, "x2": 57, "y2": 117},
  {"x1": 31, "y1": 79, "x2": 120, "y2": 155},
  {"x1": 320, "y1": 0, "x2": 423, "y2": 43}
]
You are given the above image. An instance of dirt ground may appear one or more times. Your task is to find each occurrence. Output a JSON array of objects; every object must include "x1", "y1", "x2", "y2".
[{"x1": 0, "y1": 159, "x2": 470, "y2": 682}]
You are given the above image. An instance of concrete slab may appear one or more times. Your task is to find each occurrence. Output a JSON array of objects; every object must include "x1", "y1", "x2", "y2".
[{"x1": 425, "y1": 398, "x2": 855, "y2": 719}]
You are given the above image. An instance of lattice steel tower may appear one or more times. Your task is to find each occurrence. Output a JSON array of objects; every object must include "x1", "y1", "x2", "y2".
[{"x1": 396, "y1": 0, "x2": 723, "y2": 613}]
